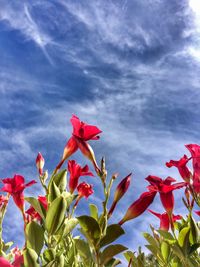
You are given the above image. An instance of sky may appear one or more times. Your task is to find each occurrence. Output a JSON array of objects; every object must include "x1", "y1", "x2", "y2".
[{"x1": 0, "y1": 0, "x2": 200, "y2": 263}]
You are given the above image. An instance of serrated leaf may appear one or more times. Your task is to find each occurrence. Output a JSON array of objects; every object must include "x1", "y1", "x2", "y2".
[
  {"x1": 23, "y1": 248, "x2": 39, "y2": 267},
  {"x1": 77, "y1": 215, "x2": 101, "y2": 245},
  {"x1": 26, "y1": 221, "x2": 44, "y2": 255},
  {"x1": 100, "y1": 244, "x2": 127, "y2": 265},
  {"x1": 89, "y1": 204, "x2": 98, "y2": 220},
  {"x1": 46, "y1": 196, "x2": 67, "y2": 235},
  {"x1": 100, "y1": 224, "x2": 125, "y2": 247},
  {"x1": 25, "y1": 197, "x2": 45, "y2": 219}
]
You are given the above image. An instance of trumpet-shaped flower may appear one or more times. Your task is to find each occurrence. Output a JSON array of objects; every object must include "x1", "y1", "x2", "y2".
[
  {"x1": 1, "y1": 175, "x2": 36, "y2": 210},
  {"x1": 166, "y1": 155, "x2": 191, "y2": 182},
  {"x1": 77, "y1": 182, "x2": 94, "y2": 198},
  {"x1": 68, "y1": 160, "x2": 94, "y2": 193},
  {"x1": 146, "y1": 175, "x2": 186, "y2": 214},
  {"x1": 71, "y1": 115, "x2": 102, "y2": 141},
  {"x1": 148, "y1": 209, "x2": 182, "y2": 231}
]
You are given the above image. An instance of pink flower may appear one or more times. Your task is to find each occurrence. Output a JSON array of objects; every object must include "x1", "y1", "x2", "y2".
[
  {"x1": 148, "y1": 210, "x2": 182, "y2": 231},
  {"x1": 68, "y1": 160, "x2": 93, "y2": 193},
  {"x1": 36, "y1": 152, "x2": 45, "y2": 175},
  {"x1": 108, "y1": 173, "x2": 132, "y2": 217},
  {"x1": 166, "y1": 155, "x2": 191, "y2": 182},
  {"x1": 77, "y1": 182, "x2": 94, "y2": 198},
  {"x1": 1, "y1": 175, "x2": 36, "y2": 210},
  {"x1": 146, "y1": 175, "x2": 186, "y2": 214}
]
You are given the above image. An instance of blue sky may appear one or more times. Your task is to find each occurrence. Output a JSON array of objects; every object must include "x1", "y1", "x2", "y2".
[{"x1": 1, "y1": 0, "x2": 200, "y2": 261}]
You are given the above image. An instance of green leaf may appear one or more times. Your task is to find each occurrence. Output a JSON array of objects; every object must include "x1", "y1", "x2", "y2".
[
  {"x1": 157, "y1": 229, "x2": 174, "y2": 240},
  {"x1": 100, "y1": 224, "x2": 125, "y2": 247},
  {"x1": 62, "y1": 191, "x2": 75, "y2": 208},
  {"x1": 46, "y1": 196, "x2": 67, "y2": 235},
  {"x1": 26, "y1": 221, "x2": 44, "y2": 255},
  {"x1": 100, "y1": 244, "x2": 127, "y2": 265},
  {"x1": 56, "y1": 254, "x2": 65, "y2": 267},
  {"x1": 89, "y1": 204, "x2": 98, "y2": 220},
  {"x1": 178, "y1": 226, "x2": 190, "y2": 253},
  {"x1": 63, "y1": 218, "x2": 78, "y2": 236},
  {"x1": 51, "y1": 169, "x2": 67, "y2": 192},
  {"x1": 74, "y1": 238, "x2": 92, "y2": 260},
  {"x1": 105, "y1": 258, "x2": 121, "y2": 267},
  {"x1": 143, "y1": 232, "x2": 159, "y2": 247},
  {"x1": 23, "y1": 248, "x2": 39, "y2": 267},
  {"x1": 48, "y1": 181, "x2": 60, "y2": 203},
  {"x1": 25, "y1": 197, "x2": 46, "y2": 219},
  {"x1": 2, "y1": 241, "x2": 13, "y2": 252},
  {"x1": 189, "y1": 215, "x2": 200, "y2": 244},
  {"x1": 189, "y1": 243, "x2": 200, "y2": 255},
  {"x1": 43, "y1": 249, "x2": 56, "y2": 263},
  {"x1": 161, "y1": 241, "x2": 170, "y2": 262},
  {"x1": 77, "y1": 215, "x2": 101, "y2": 245}
]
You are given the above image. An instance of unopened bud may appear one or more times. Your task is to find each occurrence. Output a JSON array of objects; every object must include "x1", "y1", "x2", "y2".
[
  {"x1": 36, "y1": 152, "x2": 45, "y2": 176},
  {"x1": 108, "y1": 173, "x2": 132, "y2": 217}
]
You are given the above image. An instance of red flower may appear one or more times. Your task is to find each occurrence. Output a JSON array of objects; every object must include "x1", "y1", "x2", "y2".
[
  {"x1": 0, "y1": 257, "x2": 12, "y2": 267},
  {"x1": 118, "y1": 191, "x2": 156, "y2": 225},
  {"x1": 194, "y1": 210, "x2": 200, "y2": 216},
  {"x1": 11, "y1": 247, "x2": 23, "y2": 267},
  {"x1": 60, "y1": 116, "x2": 102, "y2": 173},
  {"x1": 71, "y1": 115, "x2": 102, "y2": 141},
  {"x1": 77, "y1": 182, "x2": 94, "y2": 198},
  {"x1": 108, "y1": 173, "x2": 132, "y2": 217},
  {"x1": 68, "y1": 160, "x2": 93, "y2": 193},
  {"x1": 166, "y1": 155, "x2": 191, "y2": 182},
  {"x1": 1, "y1": 175, "x2": 36, "y2": 210},
  {"x1": 26, "y1": 195, "x2": 47, "y2": 221},
  {"x1": 148, "y1": 209, "x2": 182, "y2": 231},
  {"x1": 186, "y1": 144, "x2": 200, "y2": 193},
  {"x1": 146, "y1": 175, "x2": 186, "y2": 214},
  {"x1": 36, "y1": 152, "x2": 45, "y2": 176},
  {"x1": 62, "y1": 136, "x2": 78, "y2": 162}
]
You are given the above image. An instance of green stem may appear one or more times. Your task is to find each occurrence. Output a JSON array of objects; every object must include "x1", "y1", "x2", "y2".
[{"x1": 0, "y1": 194, "x2": 10, "y2": 254}]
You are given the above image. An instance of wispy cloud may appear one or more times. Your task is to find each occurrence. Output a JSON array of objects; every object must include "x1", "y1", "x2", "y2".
[{"x1": 0, "y1": 0, "x2": 200, "y2": 255}]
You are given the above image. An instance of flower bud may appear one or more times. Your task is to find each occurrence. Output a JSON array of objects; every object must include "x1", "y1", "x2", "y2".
[
  {"x1": 108, "y1": 173, "x2": 131, "y2": 217},
  {"x1": 119, "y1": 191, "x2": 156, "y2": 225},
  {"x1": 36, "y1": 152, "x2": 45, "y2": 176}
]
